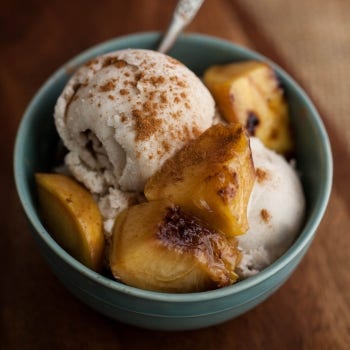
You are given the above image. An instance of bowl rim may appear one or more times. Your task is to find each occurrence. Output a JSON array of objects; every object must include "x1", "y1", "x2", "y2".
[{"x1": 14, "y1": 31, "x2": 333, "y2": 303}]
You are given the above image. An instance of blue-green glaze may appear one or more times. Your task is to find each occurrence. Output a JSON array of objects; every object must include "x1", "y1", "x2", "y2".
[{"x1": 14, "y1": 32, "x2": 333, "y2": 330}]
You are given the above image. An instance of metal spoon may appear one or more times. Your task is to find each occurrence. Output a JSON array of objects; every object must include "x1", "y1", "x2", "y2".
[{"x1": 158, "y1": 0, "x2": 205, "y2": 53}]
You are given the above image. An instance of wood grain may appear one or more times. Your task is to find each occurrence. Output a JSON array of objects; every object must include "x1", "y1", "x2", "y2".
[{"x1": 2, "y1": 0, "x2": 349, "y2": 349}]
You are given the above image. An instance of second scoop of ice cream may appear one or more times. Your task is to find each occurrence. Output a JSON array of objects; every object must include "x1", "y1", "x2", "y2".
[
  {"x1": 236, "y1": 137, "x2": 305, "y2": 278},
  {"x1": 54, "y1": 49, "x2": 215, "y2": 196}
]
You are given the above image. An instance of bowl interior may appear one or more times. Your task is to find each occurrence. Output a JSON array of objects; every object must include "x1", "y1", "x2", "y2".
[{"x1": 14, "y1": 32, "x2": 332, "y2": 301}]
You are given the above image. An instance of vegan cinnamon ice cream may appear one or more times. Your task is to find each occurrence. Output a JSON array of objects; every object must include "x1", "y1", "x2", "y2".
[{"x1": 54, "y1": 49, "x2": 215, "y2": 232}]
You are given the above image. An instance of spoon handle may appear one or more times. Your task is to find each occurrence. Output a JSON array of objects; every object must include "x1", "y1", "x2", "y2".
[{"x1": 158, "y1": 0, "x2": 205, "y2": 53}]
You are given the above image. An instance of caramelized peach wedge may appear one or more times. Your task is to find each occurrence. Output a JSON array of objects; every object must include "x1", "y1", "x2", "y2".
[
  {"x1": 203, "y1": 61, "x2": 293, "y2": 155},
  {"x1": 109, "y1": 199, "x2": 241, "y2": 293},
  {"x1": 35, "y1": 173, "x2": 105, "y2": 271},
  {"x1": 145, "y1": 123, "x2": 255, "y2": 237}
]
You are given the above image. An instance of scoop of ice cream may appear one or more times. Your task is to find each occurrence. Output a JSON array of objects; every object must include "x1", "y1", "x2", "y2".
[
  {"x1": 236, "y1": 137, "x2": 305, "y2": 278},
  {"x1": 54, "y1": 49, "x2": 215, "y2": 197}
]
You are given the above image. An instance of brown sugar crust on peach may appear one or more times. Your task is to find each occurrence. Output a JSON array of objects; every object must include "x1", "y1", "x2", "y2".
[
  {"x1": 159, "y1": 123, "x2": 249, "y2": 182},
  {"x1": 157, "y1": 205, "x2": 240, "y2": 287},
  {"x1": 158, "y1": 205, "x2": 216, "y2": 250}
]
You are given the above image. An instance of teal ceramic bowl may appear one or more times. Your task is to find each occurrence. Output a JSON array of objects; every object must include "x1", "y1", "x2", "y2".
[{"x1": 14, "y1": 32, "x2": 332, "y2": 330}]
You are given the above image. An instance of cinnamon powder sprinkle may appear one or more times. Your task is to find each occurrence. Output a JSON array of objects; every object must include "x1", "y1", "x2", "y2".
[
  {"x1": 171, "y1": 111, "x2": 181, "y2": 119},
  {"x1": 182, "y1": 125, "x2": 191, "y2": 140},
  {"x1": 142, "y1": 101, "x2": 153, "y2": 112},
  {"x1": 99, "y1": 80, "x2": 116, "y2": 92},
  {"x1": 108, "y1": 95, "x2": 115, "y2": 100},
  {"x1": 170, "y1": 76, "x2": 187, "y2": 87},
  {"x1": 84, "y1": 58, "x2": 99, "y2": 69},
  {"x1": 132, "y1": 109, "x2": 162, "y2": 141},
  {"x1": 162, "y1": 140, "x2": 170, "y2": 153},
  {"x1": 148, "y1": 91, "x2": 156, "y2": 101},
  {"x1": 260, "y1": 209, "x2": 271, "y2": 223},
  {"x1": 143, "y1": 75, "x2": 166, "y2": 85},
  {"x1": 120, "y1": 114, "x2": 127, "y2": 123},
  {"x1": 152, "y1": 76, "x2": 165, "y2": 85},
  {"x1": 256, "y1": 168, "x2": 268, "y2": 183},
  {"x1": 160, "y1": 92, "x2": 168, "y2": 104},
  {"x1": 119, "y1": 89, "x2": 129, "y2": 95},
  {"x1": 102, "y1": 57, "x2": 127, "y2": 68},
  {"x1": 115, "y1": 60, "x2": 127, "y2": 68}
]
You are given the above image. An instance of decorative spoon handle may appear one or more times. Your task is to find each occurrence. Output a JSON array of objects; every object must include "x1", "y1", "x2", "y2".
[{"x1": 158, "y1": 0, "x2": 205, "y2": 53}]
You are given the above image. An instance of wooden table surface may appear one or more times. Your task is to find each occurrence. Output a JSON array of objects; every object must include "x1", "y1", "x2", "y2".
[{"x1": 2, "y1": 0, "x2": 349, "y2": 348}]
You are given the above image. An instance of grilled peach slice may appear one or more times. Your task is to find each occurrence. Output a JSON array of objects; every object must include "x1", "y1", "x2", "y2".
[
  {"x1": 109, "y1": 199, "x2": 240, "y2": 292},
  {"x1": 145, "y1": 123, "x2": 255, "y2": 236},
  {"x1": 35, "y1": 173, "x2": 104, "y2": 271},
  {"x1": 203, "y1": 61, "x2": 293, "y2": 155}
]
